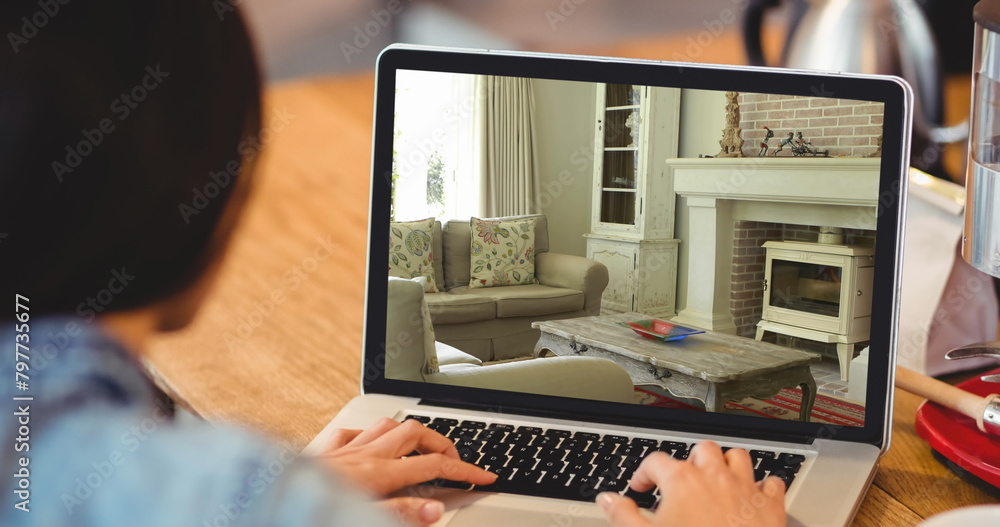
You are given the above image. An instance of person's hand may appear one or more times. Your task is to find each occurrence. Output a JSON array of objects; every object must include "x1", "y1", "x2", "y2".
[
  {"x1": 317, "y1": 418, "x2": 497, "y2": 525},
  {"x1": 598, "y1": 441, "x2": 786, "y2": 527}
]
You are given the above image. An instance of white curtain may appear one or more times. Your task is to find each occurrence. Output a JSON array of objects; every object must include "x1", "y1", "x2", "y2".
[{"x1": 475, "y1": 76, "x2": 540, "y2": 217}]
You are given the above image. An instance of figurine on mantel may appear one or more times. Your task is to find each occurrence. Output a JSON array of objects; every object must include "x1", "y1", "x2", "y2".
[
  {"x1": 771, "y1": 131, "x2": 795, "y2": 155},
  {"x1": 768, "y1": 130, "x2": 829, "y2": 157},
  {"x1": 758, "y1": 126, "x2": 774, "y2": 156},
  {"x1": 791, "y1": 131, "x2": 830, "y2": 157}
]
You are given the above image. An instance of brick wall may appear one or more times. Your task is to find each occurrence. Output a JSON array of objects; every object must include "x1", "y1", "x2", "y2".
[
  {"x1": 730, "y1": 221, "x2": 877, "y2": 338},
  {"x1": 738, "y1": 93, "x2": 884, "y2": 158}
]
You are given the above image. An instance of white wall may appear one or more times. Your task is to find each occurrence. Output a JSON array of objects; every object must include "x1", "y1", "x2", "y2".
[
  {"x1": 532, "y1": 79, "x2": 596, "y2": 257},
  {"x1": 672, "y1": 89, "x2": 728, "y2": 313},
  {"x1": 677, "y1": 89, "x2": 727, "y2": 158}
]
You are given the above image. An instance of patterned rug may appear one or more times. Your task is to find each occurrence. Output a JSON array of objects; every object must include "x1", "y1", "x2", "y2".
[{"x1": 635, "y1": 386, "x2": 865, "y2": 426}]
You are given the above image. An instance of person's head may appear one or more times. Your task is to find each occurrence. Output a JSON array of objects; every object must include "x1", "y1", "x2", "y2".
[{"x1": 1, "y1": 0, "x2": 262, "y2": 329}]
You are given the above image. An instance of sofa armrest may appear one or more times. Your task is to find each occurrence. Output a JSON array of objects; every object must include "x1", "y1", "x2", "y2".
[
  {"x1": 425, "y1": 356, "x2": 635, "y2": 404},
  {"x1": 535, "y1": 252, "x2": 608, "y2": 315}
]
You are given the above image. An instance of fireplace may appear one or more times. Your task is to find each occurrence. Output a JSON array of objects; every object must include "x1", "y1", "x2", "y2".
[{"x1": 755, "y1": 241, "x2": 875, "y2": 381}]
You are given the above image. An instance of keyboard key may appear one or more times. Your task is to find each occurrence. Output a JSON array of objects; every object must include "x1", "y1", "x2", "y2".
[
  {"x1": 448, "y1": 427, "x2": 481, "y2": 440},
  {"x1": 659, "y1": 441, "x2": 689, "y2": 454},
  {"x1": 480, "y1": 453, "x2": 510, "y2": 468},
  {"x1": 486, "y1": 423, "x2": 514, "y2": 432},
  {"x1": 619, "y1": 443, "x2": 648, "y2": 457},
  {"x1": 505, "y1": 432, "x2": 535, "y2": 446},
  {"x1": 573, "y1": 432, "x2": 600, "y2": 441},
  {"x1": 455, "y1": 439, "x2": 484, "y2": 452},
  {"x1": 603, "y1": 434, "x2": 629, "y2": 444},
  {"x1": 509, "y1": 457, "x2": 536, "y2": 470},
  {"x1": 537, "y1": 447, "x2": 567, "y2": 462},
  {"x1": 511, "y1": 469, "x2": 543, "y2": 485},
  {"x1": 595, "y1": 474, "x2": 627, "y2": 493},
  {"x1": 427, "y1": 423, "x2": 452, "y2": 435},
  {"x1": 539, "y1": 470, "x2": 571, "y2": 489},
  {"x1": 561, "y1": 439, "x2": 588, "y2": 451},
  {"x1": 403, "y1": 415, "x2": 431, "y2": 423},
  {"x1": 478, "y1": 429, "x2": 506, "y2": 442},
  {"x1": 530, "y1": 435, "x2": 562, "y2": 448},
  {"x1": 565, "y1": 451, "x2": 592, "y2": 464},
  {"x1": 630, "y1": 437, "x2": 659, "y2": 448},
  {"x1": 516, "y1": 426, "x2": 543, "y2": 435},
  {"x1": 777, "y1": 453, "x2": 806, "y2": 466},
  {"x1": 566, "y1": 461, "x2": 593, "y2": 475},
  {"x1": 620, "y1": 455, "x2": 643, "y2": 472},
  {"x1": 623, "y1": 487, "x2": 658, "y2": 509},
  {"x1": 586, "y1": 441, "x2": 620, "y2": 455},
  {"x1": 431, "y1": 418, "x2": 459, "y2": 427},
  {"x1": 459, "y1": 450, "x2": 480, "y2": 463},
  {"x1": 460, "y1": 420, "x2": 486, "y2": 429},
  {"x1": 544, "y1": 429, "x2": 572, "y2": 438},
  {"x1": 569, "y1": 475, "x2": 598, "y2": 499},
  {"x1": 483, "y1": 442, "x2": 510, "y2": 456},
  {"x1": 509, "y1": 445, "x2": 538, "y2": 460},
  {"x1": 538, "y1": 459, "x2": 564, "y2": 473},
  {"x1": 593, "y1": 453, "x2": 623, "y2": 469}
]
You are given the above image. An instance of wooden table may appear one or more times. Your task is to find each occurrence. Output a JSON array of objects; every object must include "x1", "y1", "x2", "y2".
[
  {"x1": 146, "y1": 30, "x2": 999, "y2": 525},
  {"x1": 533, "y1": 314, "x2": 819, "y2": 420}
]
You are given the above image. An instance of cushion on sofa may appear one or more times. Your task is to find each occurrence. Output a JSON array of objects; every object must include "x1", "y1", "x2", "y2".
[
  {"x1": 469, "y1": 216, "x2": 539, "y2": 288},
  {"x1": 456, "y1": 284, "x2": 584, "y2": 318},
  {"x1": 424, "y1": 291, "x2": 496, "y2": 324},
  {"x1": 443, "y1": 214, "x2": 550, "y2": 290},
  {"x1": 388, "y1": 217, "x2": 438, "y2": 292}
]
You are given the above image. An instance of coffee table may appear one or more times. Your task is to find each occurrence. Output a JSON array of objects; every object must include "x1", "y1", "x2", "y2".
[{"x1": 532, "y1": 313, "x2": 821, "y2": 421}]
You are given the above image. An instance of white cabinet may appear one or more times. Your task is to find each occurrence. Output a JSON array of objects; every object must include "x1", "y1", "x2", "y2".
[{"x1": 585, "y1": 84, "x2": 682, "y2": 317}]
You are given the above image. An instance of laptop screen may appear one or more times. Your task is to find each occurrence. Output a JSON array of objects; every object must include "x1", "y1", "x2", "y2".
[{"x1": 368, "y1": 47, "x2": 909, "y2": 445}]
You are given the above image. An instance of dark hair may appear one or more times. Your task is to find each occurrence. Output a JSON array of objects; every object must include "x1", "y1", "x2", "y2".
[{"x1": 0, "y1": 0, "x2": 262, "y2": 316}]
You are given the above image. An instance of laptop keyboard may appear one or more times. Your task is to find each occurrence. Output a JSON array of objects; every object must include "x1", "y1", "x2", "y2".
[{"x1": 405, "y1": 415, "x2": 805, "y2": 509}]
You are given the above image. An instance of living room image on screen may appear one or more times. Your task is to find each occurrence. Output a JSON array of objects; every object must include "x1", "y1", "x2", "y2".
[{"x1": 384, "y1": 69, "x2": 885, "y2": 428}]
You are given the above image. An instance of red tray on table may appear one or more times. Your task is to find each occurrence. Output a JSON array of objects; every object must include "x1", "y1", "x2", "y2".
[{"x1": 914, "y1": 367, "x2": 1000, "y2": 488}]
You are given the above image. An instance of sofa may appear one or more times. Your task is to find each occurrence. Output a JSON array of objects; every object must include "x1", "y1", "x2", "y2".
[
  {"x1": 386, "y1": 277, "x2": 635, "y2": 404},
  {"x1": 424, "y1": 214, "x2": 609, "y2": 362}
]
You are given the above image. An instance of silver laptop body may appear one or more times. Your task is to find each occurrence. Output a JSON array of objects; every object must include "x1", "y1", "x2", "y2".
[{"x1": 307, "y1": 45, "x2": 913, "y2": 527}]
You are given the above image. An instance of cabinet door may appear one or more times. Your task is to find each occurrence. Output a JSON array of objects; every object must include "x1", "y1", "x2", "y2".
[
  {"x1": 634, "y1": 242, "x2": 679, "y2": 317},
  {"x1": 587, "y1": 239, "x2": 637, "y2": 314},
  {"x1": 593, "y1": 83, "x2": 641, "y2": 235}
]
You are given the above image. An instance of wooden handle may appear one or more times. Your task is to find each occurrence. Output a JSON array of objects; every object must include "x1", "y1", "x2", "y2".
[{"x1": 895, "y1": 365, "x2": 989, "y2": 422}]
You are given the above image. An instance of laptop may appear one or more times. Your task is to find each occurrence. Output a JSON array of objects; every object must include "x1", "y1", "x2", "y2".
[{"x1": 305, "y1": 44, "x2": 912, "y2": 526}]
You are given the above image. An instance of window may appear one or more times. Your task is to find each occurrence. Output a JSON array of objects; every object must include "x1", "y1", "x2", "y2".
[{"x1": 392, "y1": 70, "x2": 480, "y2": 222}]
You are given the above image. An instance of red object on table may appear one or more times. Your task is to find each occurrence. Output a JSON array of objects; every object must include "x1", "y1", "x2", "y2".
[{"x1": 914, "y1": 367, "x2": 1000, "y2": 488}]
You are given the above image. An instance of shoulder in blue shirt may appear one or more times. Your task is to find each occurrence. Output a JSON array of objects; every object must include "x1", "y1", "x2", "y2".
[{"x1": 0, "y1": 316, "x2": 398, "y2": 526}]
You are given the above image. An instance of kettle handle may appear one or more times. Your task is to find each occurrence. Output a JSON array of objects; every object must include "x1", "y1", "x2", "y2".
[{"x1": 742, "y1": 0, "x2": 780, "y2": 66}]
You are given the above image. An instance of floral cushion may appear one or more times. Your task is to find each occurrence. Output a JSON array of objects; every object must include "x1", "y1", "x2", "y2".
[
  {"x1": 469, "y1": 217, "x2": 538, "y2": 288},
  {"x1": 388, "y1": 218, "x2": 439, "y2": 293}
]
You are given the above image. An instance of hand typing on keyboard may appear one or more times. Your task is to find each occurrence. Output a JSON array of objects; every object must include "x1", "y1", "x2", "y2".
[
  {"x1": 598, "y1": 441, "x2": 787, "y2": 527},
  {"x1": 316, "y1": 417, "x2": 498, "y2": 526}
]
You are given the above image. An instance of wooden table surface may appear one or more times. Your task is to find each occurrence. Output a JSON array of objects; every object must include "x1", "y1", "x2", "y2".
[{"x1": 146, "y1": 29, "x2": 998, "y2": 525}]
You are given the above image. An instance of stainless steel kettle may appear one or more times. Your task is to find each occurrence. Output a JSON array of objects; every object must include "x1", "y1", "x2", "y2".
[{"x1": 743, "y1": 0, "x2": 966, "y2": 170}]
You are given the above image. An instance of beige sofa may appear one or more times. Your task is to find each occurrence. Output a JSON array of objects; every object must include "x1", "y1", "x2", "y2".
[
  {"x1": 424, "y1": 214, "x2": 609, "y2": 362},
  {"x1": 386, "y1": 277, "x2": 635, "y2": 404}
]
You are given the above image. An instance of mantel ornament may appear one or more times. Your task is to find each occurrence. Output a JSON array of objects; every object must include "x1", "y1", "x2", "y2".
[{"x1": 718, "y1": 91, "x2": 745, "y2": 158}]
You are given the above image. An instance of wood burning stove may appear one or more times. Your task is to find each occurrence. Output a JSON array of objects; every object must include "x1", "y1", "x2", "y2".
[{"x1": 755, "y1": 241, "x2": 875, "y2": 381}]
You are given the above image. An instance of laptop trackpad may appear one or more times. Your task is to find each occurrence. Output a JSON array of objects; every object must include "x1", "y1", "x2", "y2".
[{"x1": 443, "y1": 503, "x2": 609, "y2": 527}]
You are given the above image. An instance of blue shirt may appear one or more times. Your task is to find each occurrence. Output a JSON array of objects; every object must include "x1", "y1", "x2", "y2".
[{"x1": 1, "y1": 317, "x2": 398, "y2": 526}]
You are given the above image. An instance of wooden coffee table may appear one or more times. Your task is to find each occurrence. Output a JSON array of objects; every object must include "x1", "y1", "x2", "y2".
[{"x1": 532, "y1": 313, "x2": 822, "y2": 421}]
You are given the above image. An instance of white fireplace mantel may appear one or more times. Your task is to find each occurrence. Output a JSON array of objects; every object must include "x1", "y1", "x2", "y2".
[{"x1": 668, "y1": 157, "x2": 883, "y2": 333}]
